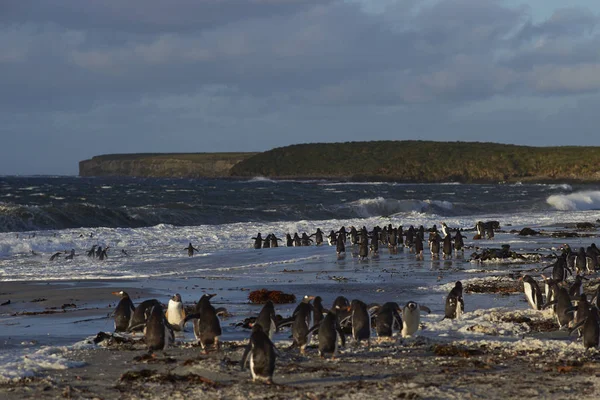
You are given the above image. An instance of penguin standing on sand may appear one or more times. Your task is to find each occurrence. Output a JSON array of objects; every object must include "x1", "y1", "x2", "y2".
[
  {"x1": 241, "y1": 324, "x2": 277, "y2": 383},
  {"x1": 314, "y1": 306, "x2": 346, "y2": 359},
  {"x1": 444, "y1": 281, "x2": 464, "y2": 320},
  {"x1": 185, "y1": 242, "x2": 199, "y2": 257},
  {"x1": 349, "y1": 299, "x2": 371, "y2": 346},
  {"x1": 373, "y1": 302, "x2": 402, "y2": 338},
  {"x1": 520, "y1": 275, "x2": 543, "y2": 311},
  {"x1": 145, "y1": 303, "x2": 175, "y2": 352},
  {"x1": 128, "y1": 299, "x2": 162, "y2": 332},
  {"x1": 165, "y1": 294, "x2": 186, "y2": 331},
  {"x1": 574, "y1": 247, "x2": 588, "y2": 274},
  {"x1": 112, "y1": 290, "x2": 135, "y2": 332},
  {"x1": 183, "y1": 294, "x2": 222, "y2": 353},
  {"x1": 254, "y1": 300, "x2": 278, "y2": 339},
  {"x1": 401, "y1": 301, "x2": 431, "y2": 337}
]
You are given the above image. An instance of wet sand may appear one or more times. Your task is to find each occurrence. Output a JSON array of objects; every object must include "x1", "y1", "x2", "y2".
[{"x1": 1, "y1": 280, "x2": 600, "y2": 399}]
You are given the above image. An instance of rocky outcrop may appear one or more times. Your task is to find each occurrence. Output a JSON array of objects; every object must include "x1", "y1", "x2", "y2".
[{"x1": 79, "y1": 153, "x2": 256, "y2": 178}]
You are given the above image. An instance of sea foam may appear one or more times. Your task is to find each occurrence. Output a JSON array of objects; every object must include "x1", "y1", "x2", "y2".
[{"x1": 546, "y1": 190, "x2": 600, "y2": 211}]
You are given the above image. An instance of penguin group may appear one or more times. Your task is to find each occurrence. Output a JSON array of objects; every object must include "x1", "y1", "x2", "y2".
[
  {"x1": 251, "y1": 222, "x2": 469, "y2": 262},
  {"x1": 520, "y1": 243, "x2": 600, "y2": 349}
]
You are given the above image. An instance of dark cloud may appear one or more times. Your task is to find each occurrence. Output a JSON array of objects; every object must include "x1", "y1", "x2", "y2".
[{"x1": 1, "y1": 0, "x2": 600, "y2": 175}]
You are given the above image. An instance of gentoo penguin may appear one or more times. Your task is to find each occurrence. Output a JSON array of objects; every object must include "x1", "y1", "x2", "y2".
[
  {"x1": 112, "y1": 290, "x2": 135, "y2": 332},
  {"x1": 572, "y1": 293, "x2": 590, "y2": 337},
  {"x1": 262, "y1": 234, "x2": 271, "y2": 249},
  {"x1": 582, "y1": 306, "x2": 600, "y2": 349},
  {"x1": 397, "y1": 226, "x2": 404, "y2": 249},
  {"x1": 594, "y1": 285, "x2": 600, "y2": 310},
  {"x1": 444, "y1": 281, "x2": 464, "y2": 320},
  {"x1": 442, "y1": 234, "x2": 452, "y2": 259},
  {"x1": 429, "y1": 231, "x2": 440, "y2": 258},
  {"x1": 65, "y1": 249, "x2": 75, "y2": 260},
  {"x1": 98, "y1": 246, "x2": 109, "y2": 260},
  {"x1": 586, "y1": 246, "x2": 599, "y2": 271},
  {"x1": 542, "y1": 254, "x2": 572, "y2": 282},
  {"x1": 145, "y1": 302, "x2": 175, "y2": 352},
  {"x1": 337, "y1": 226, "x2": 348, "y2": 244},
  {"x1": 86, "y1": 245, "x2": 97, "y2": 258},
  {"x1": 241, "y1": 324, "x2": 277, "y2": 383},
  {"x1": 185, "y1": 242, "x2": 198, "y2": 257},
  {"x1": 336, "y1": 233, "x2": 346, "y2": 259},
  {"x1": 315, "y1": 306, "x2": 346, "y2": 359},
  {"x1": 128, "y1": 299, "x2": 162, "y2": 332},
  {"x1": 543, "y1": 286, "x2": 574, "y2": 329},
  {"x1": 373, "y1": 302, "x2": 402, "y2": 338},
  {"x1": 254, "y1": 300, "x2": 277, "y2": 339},
  {"x1": 568, "y1": 275, "x2": 587, "y2": 298},
  {"x1": 49, "y1": 251, "x2": 62, "y2": 261},
  {"x1": 290, "y1": 299, "x2": 313, "y2": 355},
  {"x1": 401, "y1": 301, "x2": 431, "y2": 337},
  {"x1": 293, "y1": 233, "x2": 301, "y2": 247},
  {"x1": 327, "y1": 230, "x2": 337, "y2": 246},
  {"x1": 417, "y1": 225, "x2": 425, "y2": 242},
  {"x1": 370, "y1": 232, "x2": 379, "y2": 257},
  {"x1": 349, "y1": 226, "x2": 359, "y2": 246},
  {"x1": 349, "y1": 299, "x2": 371, "y2": 346},
  {"x1": 520, "y1": 275, "x2": 543, "y2": 311},
  {"x1": 454, "y1": 230, "x2": 466, "y2": 253},
  {"x1": 440, "y1": 222, "x2": 450, "y2": 238},
  {"x1": 405, "y1": 225, "x2": 415, "y2": 250},
  {"x1": 358, "y1": 234, "x2": 369, "y2": 260},
  {"x1": 301, "y1": 232, "x2": 313, "y2": 246},
  {"x1": 285, "y1": 233, "x2": 293, "y2": 247},
  {"x1": 165, "y1": 294, "x2": 186, "y2": 331},
  {"x1": 252, "y1": 233, "x2": 263, "y2": 249},
  {"x1": 387, "y1": 227, "x2": 398, "y2": 255},
  {"x1": 312, "y1": 296, "x2": 326, "y2": 334},
  {"x1": 312, "y1": 229, "x2": 324, "y2": 246},
  {"x1": 269, "y1": 234, "x2": 281, "y2": 248},
  {"x1": 183, "y1": 294, "x2": 222, "y2": 353},
  {"x1": 96, "y1": 246, "x2": 103, "y2": 258},
  {"x1": 333, "y1": 296, "x2": 352, "y2": 334},
  {"x1": 574, "y1": 247, "x2": 588, "y2": 274},
  {"x1": 414, "y1": 234, "x2": 424, "y2": 260}
]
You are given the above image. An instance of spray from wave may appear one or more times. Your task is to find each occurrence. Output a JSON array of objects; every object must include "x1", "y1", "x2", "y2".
[
  {"x1": 338, "y1": 197, "x2": 455, "y2": 218},
  {"x1": 546, "y1": 191, "x2": 600, "y2": 211}
]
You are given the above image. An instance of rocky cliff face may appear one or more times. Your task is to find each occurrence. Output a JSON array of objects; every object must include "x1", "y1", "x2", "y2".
[{"x1": 79, "y1": 153, "x2": 256, "y2": 178}]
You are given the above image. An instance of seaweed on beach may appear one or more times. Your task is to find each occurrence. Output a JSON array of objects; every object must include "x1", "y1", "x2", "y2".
[
  {"x1": 119, "y1": 369, "x2": 223, "y2": 388},
  {"x1": 464, "y1": 281, "x2": 521, "y2": 294},
  {"x1": 430, "y1": 344, "x2": 484, "y2": 357},
  {"x1": 248, "y1": 289, "x2": 296, "y2": 304}
]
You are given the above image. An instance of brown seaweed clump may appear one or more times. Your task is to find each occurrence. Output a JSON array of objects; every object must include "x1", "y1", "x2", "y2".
[
  {"x1": 248, "y1": 288, "x2": 296, "y2": 304},
  {"x1": 430, "y1": 344, "x2": 484, "y2": 358}
]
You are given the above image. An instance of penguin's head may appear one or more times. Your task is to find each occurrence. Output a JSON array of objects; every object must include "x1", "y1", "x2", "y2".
[
  {"x1": 112, "y1": 290, "x2": 128, "y2": 298},
  {"x1": 172, "y1": 293, "x2": 182, "y2": 302},
  {"x1": 302, "y1": 295, "x2": 315, "y2": 303},
  {"x1": 406, "y1": 301, "x2": 418, "y2": 311}
]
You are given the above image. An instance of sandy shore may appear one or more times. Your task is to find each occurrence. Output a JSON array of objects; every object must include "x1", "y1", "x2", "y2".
[{"x1": 1, "y1": 280, "x2": 600, "y2": 399}]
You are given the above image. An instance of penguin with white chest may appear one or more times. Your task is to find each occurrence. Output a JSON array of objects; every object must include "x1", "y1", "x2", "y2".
[
  {"x1": 444, "y1": 281, "x2": 464, "y2": 320},
  {"x1": 520, "y1": 275, "x2": 543, "y2": 311},
  {"x1": 401, "y1": 301, "x2": 431, "y2": 337},
  {"x1": 241, "y1": 324, "x2": 277, "y2": 383},
  {"x1": 165, "y1": 293, "x2": 186, "y2": 331}
]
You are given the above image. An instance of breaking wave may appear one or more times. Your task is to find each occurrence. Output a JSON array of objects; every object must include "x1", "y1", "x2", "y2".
[{"x1": 546, "y1": 191, "x2": 600, "y2": 211}]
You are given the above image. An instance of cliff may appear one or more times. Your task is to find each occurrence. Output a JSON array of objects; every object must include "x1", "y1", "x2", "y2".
[
  {"x1": 79, "y1": 153, "x2": 257, "y2": 178},
  {"x1": 79, "y1": 141, "x2": 600, "y2": 182}
]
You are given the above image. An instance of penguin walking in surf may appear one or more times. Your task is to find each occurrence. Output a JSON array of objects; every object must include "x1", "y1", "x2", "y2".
[
  {"x1": 444, "y1": 281, "x2": 464, "y2": 320},
  {"x1": 520, "y1": 275, "x2": 543, "y2": 311},
  {"x1": 442, "y1": 233, "x2": 452, "y2": 259},
  {"x1": 252, "y1": 233, "x2": 263, "y2": 250},
  {"x1": 414, "y1": 234, "x2": 424, "y2": 260},
  {"x1": 454, "y1": 230, "x2": 466, "y2": 253},
  {"x1": 311, "y1": 229, "x2": 324, "y2": 246},
  {"x1": 336, "y1": 233, "x2": 346, "y2": 259},
  {"x1": 165, "y1": 293, "x2": 186, "y2": 331},
  {"x1": 185, "y1": 242, "x2": 199, "y2": 257},
  {"x1": 183, "y1": 294, "x2": 222, "y2": 353},
  {"x1": 327, "y1": 230, "x2": 337, "y2": 246},
  {"x1": 241, "y1": 324, "x2": 277, "y2": 383},
  {"x1": 401, "y1": 301, "x2": 431, "y2": 337},
  {"x1": 112, "y1": 290, "x2": 135, "y2": 332}
]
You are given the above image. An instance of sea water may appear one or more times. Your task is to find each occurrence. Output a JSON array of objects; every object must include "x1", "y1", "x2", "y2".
[{"x1": 1, "y1": 176, "x2": 600, "y2": 381}]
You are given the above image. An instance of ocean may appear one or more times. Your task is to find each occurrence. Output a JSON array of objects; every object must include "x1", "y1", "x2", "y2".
[{"x1": 1, "y1": 176, "x2": 600, "y2": 382}]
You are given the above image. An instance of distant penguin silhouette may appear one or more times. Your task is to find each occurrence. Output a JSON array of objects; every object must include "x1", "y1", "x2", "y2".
[
  {"x1": 65, "y1": 249, "x2": 75, "y2": 260},
  {"x1": 252, "y1": 233, "x2": 263, "y2": 249},
  {"x1": 49, "y1": 252, "x2": 62, "y2": 261},
  {"x1": 185, "y1": 242, "x2": 199, "y2": 257}
]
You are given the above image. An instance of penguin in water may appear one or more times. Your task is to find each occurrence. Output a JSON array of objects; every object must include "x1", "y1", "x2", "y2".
[
  {"x1": 373, "y1": 302, "x2": 402, "y2": 338},
  {"x1": 112, "y1": 290, "x2": 135, "y2": 332},
  {"x1": 453, "y1": 230, "x2": 466, "y2": 253},
  {"x1": 311, "y1": 229, "x2": 324, "y2": 246},
  {"x1": 358, "y1": 232, "x2": 369, "y2": 261},
  {"x1": 86, "y1": 245, "x2": 97, "y2": 258},
  {"x1": 241, "y1": 324, "x2": 277, "y2": 384},
  {"x1": 183, "y1": 294, "x2": 222, "y2": 353},
  {"x1": 442, "y1": 234, "x2": 452, "y2": 259},
  {"x1": 165, "y1": 294, "x2": 186, "y2": 331},
  {"x1": 285, "y1": 233, "x2": 293, "y2": 247},
  {"x1": 64, "y1": 249, "x2": 75, "y2": 260},
  {"x1": 414, "y1": 234, "x2": 424, "y2": 260},
  {"x1": 98, "y1": 246, "x2": 109, "y2": 260},
  {"x1": 185, "y1": 242, "x2": 199, "y2": 257},
  {"x1": 327, "y1": 230, "x2": 337, "y2": 246},
  {"x1": 49, "y1": 252, "x2": 62, "y2": 261},
  {"x1": 301, "y1": 232, "x2": 313, "y2": 246},
  {"x1": 429, "y1": 231, "x2": 440, "y2": 258},
  {"x1": 401, "y1": 301, "x2": 431, "y2": 337},
  {"x1": 311, "y1": 305, "x2": 346, "y2": 359},
  {"x1": 144, "y1": 303, "x2": 175, "y2": 352},
  {"x1": 336, "y1": 233, "x2": 346, "y2": 259},
  {"x1": 128, "y1": 299, "x2": 162, "y2": 333},
  {"x1": 405, "y1": 226, "x2": 415, "y2": 250},
  {"x1": 269, "y1": 234, "x2": 281, "y2": 248},
  {"x1": 262, "y1": 234, "x2": 271, "y2": 249},
  {"x1": 520, "y1": 275, "x2": 543, "y2": 311},
  {"x1": 440, "y1": 222, "x2": 450, "y2": 238},
  {"x1": 293, "y1": 233, "x2": 302, "y2": 247},
  {"x1": 349, "y1": 299, "x2": 371, "y2": 346},
  {"x1": 444, "y1": 281, "x2": 464, "y2": 320},
  {"x1": 252, "y1": 233, "x2": 263, "y2": 250},
  {"x1": 254, "y1": 300, "x2": 278, "y2": 339}
]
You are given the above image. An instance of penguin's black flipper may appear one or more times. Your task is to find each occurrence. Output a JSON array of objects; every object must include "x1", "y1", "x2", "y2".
[
  {"x1": 367, "y1": 304, "x2": 381, "y2": 316},
  {"x1": 308, "y1": 323, "x2": 321, "y2": 335},
  {"x1": 215, "y1": 307, "x2": 229, "y2": 317},
  {"x1": 339, "y1": 315, "x2": 352, "y2": 327},
  {"x1": 127, "y1": 323, "x2": 146, "y2": 333},
  {"x1": 542, "y1": 300, "x2": 558, "y2": 310},
  {"x1": 276, "y1": 317, "x2": 294, "y2": 329},
  {"x1": 568, "y1": 319, "x2": 586, "y2": 336},
  {"x1": 240, "y1": 344, "x2": 251, "y2": 371},
  {"x1": 419, "y1": 305, "x2": 431, "y2": 314}
]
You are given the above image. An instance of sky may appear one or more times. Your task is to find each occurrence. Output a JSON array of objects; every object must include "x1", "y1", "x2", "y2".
[{"x1": 2, "y1": 0, "x2": 600, "y2": 176}]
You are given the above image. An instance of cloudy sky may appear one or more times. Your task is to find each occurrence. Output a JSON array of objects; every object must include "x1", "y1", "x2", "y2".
[{"x1": 2, "y1": 0, "x2": 600, "y2": 175}]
